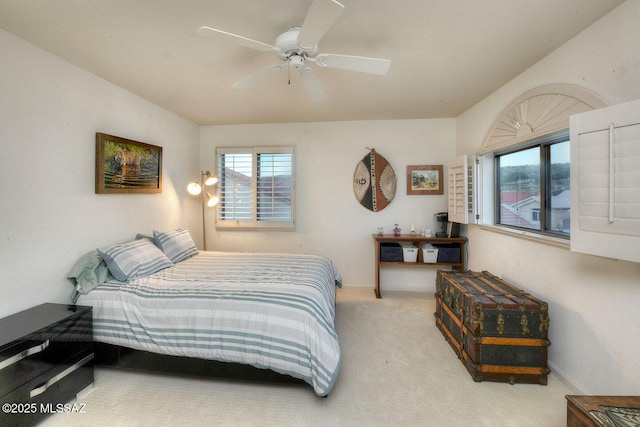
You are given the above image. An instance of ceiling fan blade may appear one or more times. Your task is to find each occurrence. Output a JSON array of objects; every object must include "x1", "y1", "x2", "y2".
[
  {"x1": 197, "y1": 26, "x2": 280, "y2": 54},
  {"x1": 297, "y1": 0, "x2": 345, "y2": 50},
  {"x1": 232, "y1": 64, "x2": 285, "y2": 90},
  {"x1": 314, "y1": 53, "x2": 391, "y2": 75},
  {"x1": 298, "y1": 67, "x2": 328, "y2": 102}
]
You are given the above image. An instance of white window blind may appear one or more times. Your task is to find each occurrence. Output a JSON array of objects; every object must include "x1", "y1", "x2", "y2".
[
  {"x1": 570, "y1": 99, "x2": 640, "y2": 263},
  {"x1": 216, "y1": 147, "x2": 295, "y2": 230}
]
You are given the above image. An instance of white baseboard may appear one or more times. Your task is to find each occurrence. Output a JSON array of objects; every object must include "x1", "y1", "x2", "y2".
[{"x1": 548, "y1": 360, "x2": 586, "y2": 394}]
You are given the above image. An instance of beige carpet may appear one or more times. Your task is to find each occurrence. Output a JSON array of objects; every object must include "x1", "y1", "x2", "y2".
[{"x1": 41, "y1": 288, "x2": 572, "y2": 426}]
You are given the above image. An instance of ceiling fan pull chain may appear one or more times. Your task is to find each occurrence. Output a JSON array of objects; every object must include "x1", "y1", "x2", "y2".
[{"x1": 288, "y1": 58, "x2": 291, "y2": 85}]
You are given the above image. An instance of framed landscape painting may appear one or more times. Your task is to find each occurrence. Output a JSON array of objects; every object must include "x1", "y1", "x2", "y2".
[
  {"x1": 407, "y1": 165, "x2": 443, "y2": 195},
  {"x1": 95, "y1": 133, "x2": 162, "y2": 194}
]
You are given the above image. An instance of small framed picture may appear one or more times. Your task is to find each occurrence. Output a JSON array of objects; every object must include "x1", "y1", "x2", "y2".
[
  {"x1": 407, "y1": 165, "x2": 443, "y2": 195},
  {"x1": 95, "y1": 133, "x2": 162, "y2": 194}
]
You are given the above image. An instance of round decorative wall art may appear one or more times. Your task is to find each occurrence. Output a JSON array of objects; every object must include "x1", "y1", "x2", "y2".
[{"x1": 353, "y1": 148, "x2": 397, "y2": 212}]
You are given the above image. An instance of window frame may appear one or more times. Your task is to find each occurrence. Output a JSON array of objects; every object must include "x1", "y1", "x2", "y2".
[
  {"x1": 493, "y1": 130, "x2": 570, "y2": 239},
  {"x1": 215, "y1": 146, "x2": 296, "y2": 231}
]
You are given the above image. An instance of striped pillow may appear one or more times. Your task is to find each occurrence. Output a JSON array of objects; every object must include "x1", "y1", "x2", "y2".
[
  {"x1": 153, "y1": 228, "x2": 199, "y2": 263},
  {"x1": 98, "y1": 238, "x2": 174, "y2": 282}
]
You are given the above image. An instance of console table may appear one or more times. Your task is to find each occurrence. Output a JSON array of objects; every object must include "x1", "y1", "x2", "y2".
[{"x1": 373, "y1": 234, "x2": 468, "y2": 298}]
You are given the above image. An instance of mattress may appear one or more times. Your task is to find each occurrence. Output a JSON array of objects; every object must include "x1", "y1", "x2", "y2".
[{"x1": 77, "y1": 251, "x2": 342, "y2": 396}]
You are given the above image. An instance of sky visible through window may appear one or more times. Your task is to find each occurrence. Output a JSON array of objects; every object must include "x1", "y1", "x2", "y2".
[
  {"x1": 259, "y1": 153, "x2": 291, "y2": 177},
  {"x1": 499, "y1": 141, "x2": 569, "y2": 167}
]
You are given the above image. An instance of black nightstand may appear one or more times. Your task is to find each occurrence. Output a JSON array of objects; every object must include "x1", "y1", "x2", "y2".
[{"x1": 0, "y1": 303, "x2": 94, "y2": 427}]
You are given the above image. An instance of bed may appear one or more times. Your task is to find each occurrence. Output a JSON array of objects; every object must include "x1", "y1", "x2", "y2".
[{"x1": 68, "y1": 229, "x2": 342, "y2": 396}]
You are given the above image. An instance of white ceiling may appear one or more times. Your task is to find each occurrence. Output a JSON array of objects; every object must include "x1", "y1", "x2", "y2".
[{"x1": 0, "y1": 0, "x2": 624, "y2": 126}]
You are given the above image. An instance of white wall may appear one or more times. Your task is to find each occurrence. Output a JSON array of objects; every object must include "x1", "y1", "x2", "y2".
[
  {"x1": 0, "y1": 29, "x2": 201, "y2": 318},
  {"x1": 456, "y1": 0, "x2": 640, "y2": 394},
  {"x1": 200, "y1": 119, "x2": 456, "y2": 291},
  {"x1": 2, "y1": 0, "x2": 638, "y2": 397}
]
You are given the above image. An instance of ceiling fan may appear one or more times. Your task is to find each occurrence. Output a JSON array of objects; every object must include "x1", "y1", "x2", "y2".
[{"x1": 197, "y1": 0, "x2": 391, "y2": 102}]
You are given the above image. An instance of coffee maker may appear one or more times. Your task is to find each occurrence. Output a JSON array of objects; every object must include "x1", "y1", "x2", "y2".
[
  {"x1": 433, "y1": 211, "x2": 460, "y2": 238},
  {"x1": 433, "y1": 212, "x2": 448, "y2": 237}
]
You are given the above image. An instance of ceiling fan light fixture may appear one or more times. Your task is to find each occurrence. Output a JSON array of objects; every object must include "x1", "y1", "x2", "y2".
[{"x1": 290, "y1": 55, "x2": 305, "y2": 69}]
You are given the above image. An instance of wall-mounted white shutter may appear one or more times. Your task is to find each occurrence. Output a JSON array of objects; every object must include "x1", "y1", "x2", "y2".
[
  {"x1": 570, "y1": 99, "x2": 640, "y2": 263},
  {"x1": 448, "y1": 155, "x2": 475, "y2": 224}
]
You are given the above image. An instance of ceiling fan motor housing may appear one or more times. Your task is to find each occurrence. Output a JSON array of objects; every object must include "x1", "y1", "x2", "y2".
[{"x1": 276, "y1": 26, "x2": 318, "y2": 60}]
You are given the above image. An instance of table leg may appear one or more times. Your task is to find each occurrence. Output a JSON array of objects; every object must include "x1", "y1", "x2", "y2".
[{"x1": 374, "y1": 241, "x2": 381, "y2": 298}]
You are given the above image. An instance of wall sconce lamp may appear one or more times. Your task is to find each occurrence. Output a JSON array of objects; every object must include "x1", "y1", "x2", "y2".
[{"x1": 187, "y1": 170, "x2": 219, "y2": 250}]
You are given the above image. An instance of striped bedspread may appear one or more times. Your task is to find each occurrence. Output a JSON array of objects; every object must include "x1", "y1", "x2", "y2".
[{"x1": 77, "y1": 251, "x2": 342, "y2": 396}]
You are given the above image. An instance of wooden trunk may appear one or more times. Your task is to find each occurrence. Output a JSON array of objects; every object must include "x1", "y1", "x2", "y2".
[{"x1": 435, "y1": 270, "x2": 550, "y2": 385}]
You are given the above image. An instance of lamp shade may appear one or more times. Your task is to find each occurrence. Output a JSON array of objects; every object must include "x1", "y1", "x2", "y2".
[
  {"x1": 206, "y1": 194, "x2": 219, "y2": 207},
  {"x1": 203, "y1": 171, "x2": 218, "y2": 186},
  {"x1": 187, "y1": 182, "x2": 202, "y2": 195}
]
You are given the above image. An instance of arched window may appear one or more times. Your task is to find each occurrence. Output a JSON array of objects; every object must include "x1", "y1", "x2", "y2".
[{"x1": 476, "y1": 84, "x2": 606, "y2": 240}]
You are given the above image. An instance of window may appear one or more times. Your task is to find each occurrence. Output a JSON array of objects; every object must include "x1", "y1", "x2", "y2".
[
  {"x1": 495, "y1": 131, "x2": 569, "y2": 237},
  {"x1": 216, "y1": 147, "x2": 295, "y2": 230},
  {"x1": 531, "y1": 208, "x2": 541, "y2": 222},
  {"x1": 474, "y1": 84, "x2": 607, "y2": 243}
]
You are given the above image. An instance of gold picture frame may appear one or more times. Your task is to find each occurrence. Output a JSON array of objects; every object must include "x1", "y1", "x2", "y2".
[
  {"x1": 95, "y1": 133, "x2": 162, "y2": 194},
  {"x1": 407, "y1": 165, "x2": 443, "y2": 195}
]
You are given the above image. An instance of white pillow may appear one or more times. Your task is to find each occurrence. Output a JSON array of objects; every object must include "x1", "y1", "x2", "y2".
[
  {"x1": 153, "y1": 228, "x2": 199, "y2": 263},
  {"x1": 98, "y1": 238, "x2": 174, "y2": 282}
]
